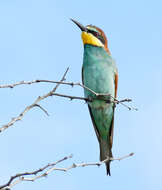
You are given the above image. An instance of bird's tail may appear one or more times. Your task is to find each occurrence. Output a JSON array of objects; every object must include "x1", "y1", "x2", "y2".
[{"x1": 99, "y1": 138, "x2": 113, "y2": 176}]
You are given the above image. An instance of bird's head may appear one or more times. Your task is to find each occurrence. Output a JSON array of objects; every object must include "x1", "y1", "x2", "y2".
[{"x1": 71, "y1": 19, "x2": 110, "y2": 55}]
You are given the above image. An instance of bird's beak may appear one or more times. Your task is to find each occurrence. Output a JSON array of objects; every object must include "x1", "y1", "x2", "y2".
[{"x1": 70, "y1": 19, "x2": 87, "y2": 32}]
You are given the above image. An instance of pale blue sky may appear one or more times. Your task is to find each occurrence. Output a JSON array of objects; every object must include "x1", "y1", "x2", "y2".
[{"x1": 0, "y1": 0, "x2": 162, "y2": 190}]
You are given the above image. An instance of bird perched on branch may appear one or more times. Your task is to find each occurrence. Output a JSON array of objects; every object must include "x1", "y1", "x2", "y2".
[{"x1": 71, "y1": 19, "x2": 118, "y2": 175}]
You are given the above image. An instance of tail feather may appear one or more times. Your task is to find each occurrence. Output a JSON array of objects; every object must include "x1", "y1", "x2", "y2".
[
  {"x1": 106, "y1": 161, "x2": 111, "y2": 176},
  {"x1": 99, "y1": 139, "x2": 113, "y2": 176}
]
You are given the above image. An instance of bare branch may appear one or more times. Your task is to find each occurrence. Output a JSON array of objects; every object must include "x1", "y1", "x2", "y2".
[
  {"x1": 51, "y1": 92, "x2": 132, "y2": 105},
  {"x1": 0, "y1": 80, "x2": 78, "y2": 89},
  {"x1": 0, "y1": 80, "x2": 72, "y2": 89},
  {"x1": 0, "y1": 68, "x2": 69, "y2": 133},
  {"x1": 110, "y1": 152, "x2": 134, "y2": 161},
  {"x1": 0, "y1": 155, "x2": 73, "y2": 190},
  {"x1": 52, "y1": 93, "x2": 90, "y2": 102},
  {"x1": 0, "y1": 153, "x2": 134, "y2": 190},
  {"x1": 0, "y1": 79, "x2": 137, "y2": 111},
  {"x1": 0, "y1": 80, "x2": 41, "y2": 89},
  {"x1": 75, "y1": 83, "x2": 137, "y2": 111}
]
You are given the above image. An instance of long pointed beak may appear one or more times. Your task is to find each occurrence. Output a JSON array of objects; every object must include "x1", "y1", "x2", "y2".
[{"x1": 70, "y1": 19, "x2": 87, "y2": 32}]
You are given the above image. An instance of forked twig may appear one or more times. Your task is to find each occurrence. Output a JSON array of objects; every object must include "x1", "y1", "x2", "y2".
[{"x1": 0, "y1": 68, "x2": 69, "y2": 133}]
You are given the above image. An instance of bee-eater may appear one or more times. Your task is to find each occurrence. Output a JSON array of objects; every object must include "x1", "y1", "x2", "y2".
[{"x1": 71, "y1": 19, "x2": 118, "y2": 175}]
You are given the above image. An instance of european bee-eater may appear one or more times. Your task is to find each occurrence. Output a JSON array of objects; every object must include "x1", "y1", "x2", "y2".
[{"x1": 71, "y1": 19, "x2": 118, "y2": 175}]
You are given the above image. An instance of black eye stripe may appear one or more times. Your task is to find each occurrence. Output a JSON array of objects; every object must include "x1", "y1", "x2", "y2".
[
  {"x1": 87, "y1": 29, "x2": 105, "y2": 45},
  {"x1": 87, "y1": 29, "x2": 98, "y2": 36},
  {"x1": 97, "y1": 35, "x2": 105, "y2": 45}
]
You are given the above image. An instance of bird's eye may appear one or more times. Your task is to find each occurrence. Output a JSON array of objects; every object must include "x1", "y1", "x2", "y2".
[
  {"x1": 87, "y1": 29, "x2": 105, "y2": 45},
  {"x1": 91, "y1": 30, "x2": 99, "y2": 37},
  {"x1": 96, "y1": 32, "x2": 99, "y2": 37}
]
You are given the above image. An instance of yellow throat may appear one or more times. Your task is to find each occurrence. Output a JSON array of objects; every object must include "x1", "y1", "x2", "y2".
[{"x1": 81, "y1": 31, "x2": 104, "y2": 47}]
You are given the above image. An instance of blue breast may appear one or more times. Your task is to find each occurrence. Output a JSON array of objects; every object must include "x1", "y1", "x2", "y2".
[{"x1": 82, "y1": 44, "x2": 116, "y2": 103}]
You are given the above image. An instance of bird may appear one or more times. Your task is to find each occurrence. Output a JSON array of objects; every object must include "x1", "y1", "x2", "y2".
[{"x1": 71, "y1": 19, "x2": 118, "y2": 175}]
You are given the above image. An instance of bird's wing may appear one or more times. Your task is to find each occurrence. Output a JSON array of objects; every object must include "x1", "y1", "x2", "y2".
[
  {"x1": 114, "y1": 71, "x2": 118, "y2": 98},
  {"x1": 82, "y1": 66, "x2": 100, "y2": 141},
  {"x1": 88, "y1": 105, "x2": 100, "y2": 141},
  {"x1": 82, "y1": 66, "x2": 118, "y2": 146},
  {"x1": 109, "y1": 71, "x2": 118, "y2": 147}
]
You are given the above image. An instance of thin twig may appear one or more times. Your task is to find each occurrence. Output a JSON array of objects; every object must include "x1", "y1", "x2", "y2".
[
  {"x1": 51, "y1": 92, "x2": 132, "y2": 105},
  {"x1": 0, "y1": 80, "x2": 80, "y2": 89},
  {"x1": 52, "y1": 93, "x2": 90, "y2": 102},
  {"x1": 0, "y1": 68, "x2": 69, "y2": 133},
  {"x1": 77, "y1": 83, "x2": 137, "y2": 111},
  {"x1": 110, "y1": 152, "x2": 134, "y2": 161},
  {"x1": 34, "y1": 104, "x2": 49, "y2": 116},
  {"x1": 0, "y1": 152, "x2": 134, "y2": 190}
]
